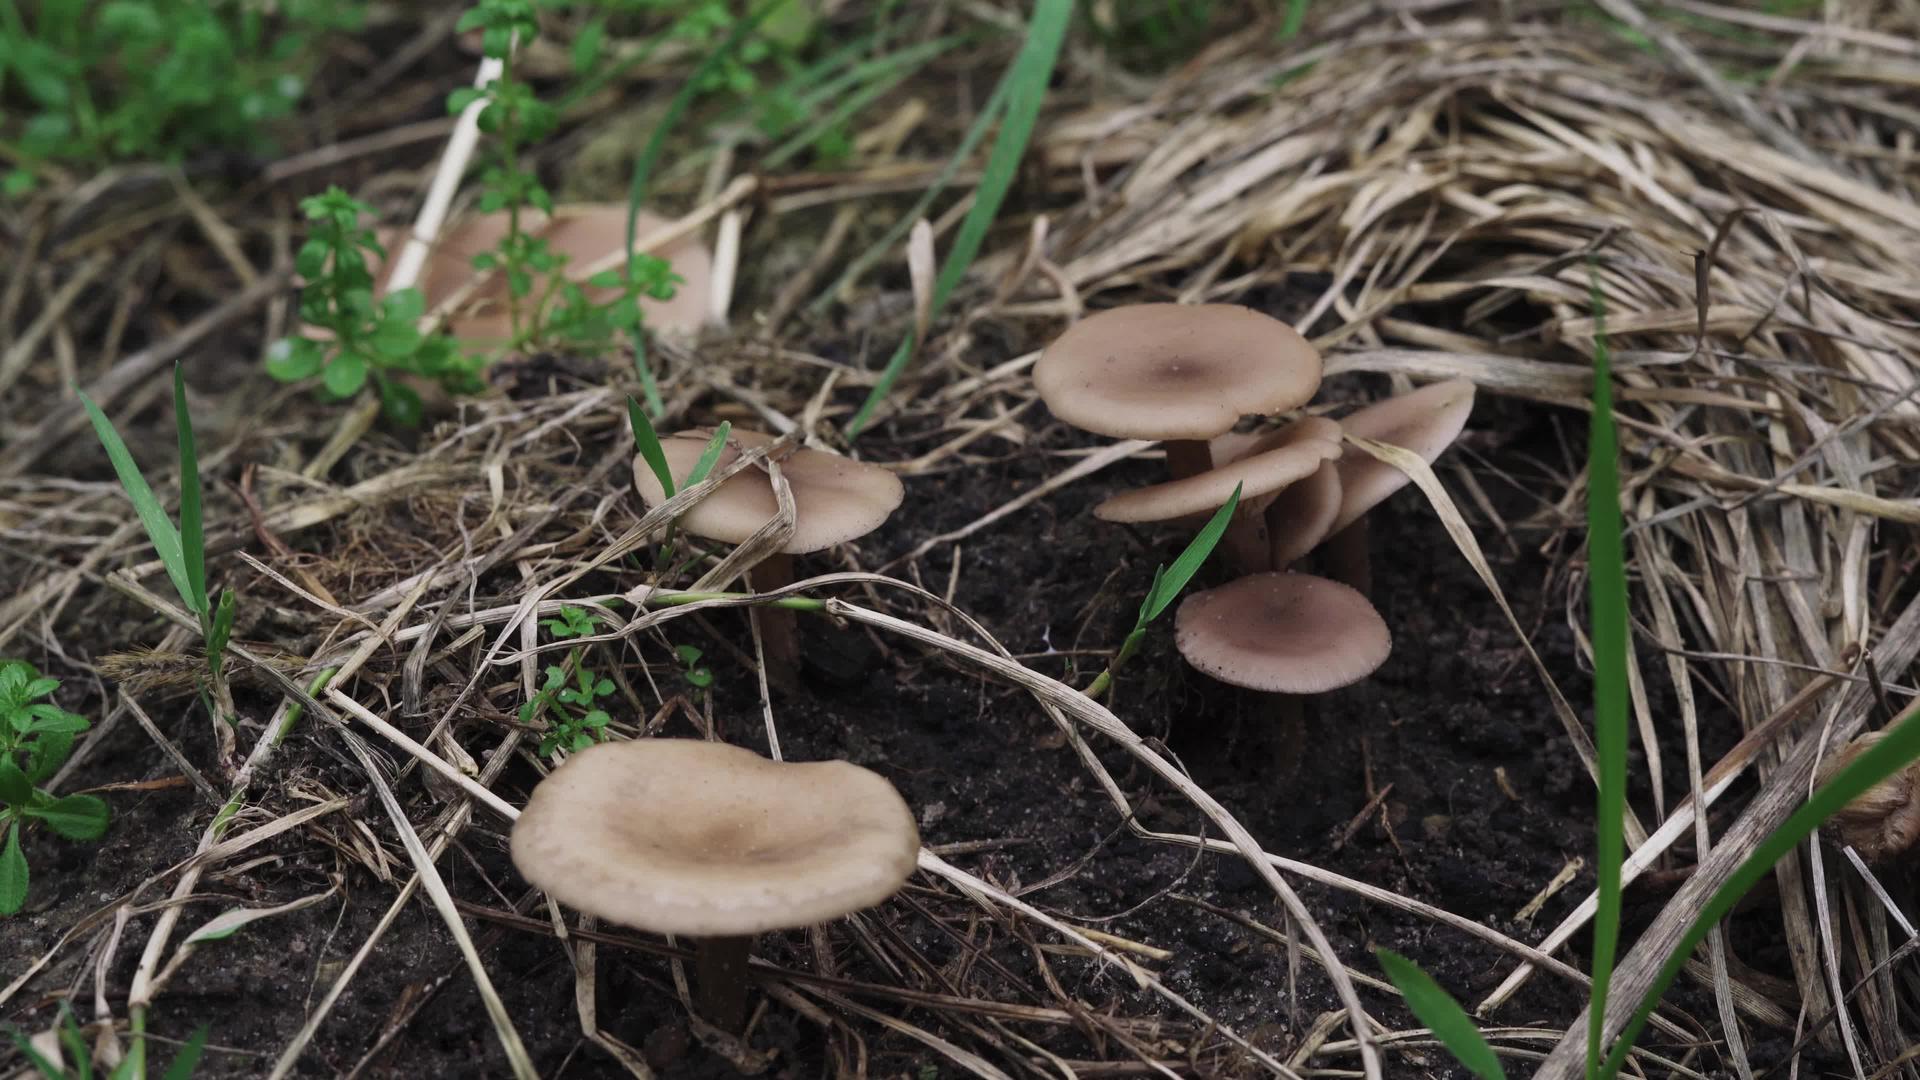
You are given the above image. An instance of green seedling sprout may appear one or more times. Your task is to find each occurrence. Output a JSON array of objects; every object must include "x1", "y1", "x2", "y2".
[
  {"x1": 1083, "y1": 483, "x2": 1242, "y2": 700},
  {"x1": 844, "y1": 0, "x2": 1070, "y2": 439},
  {"x1": 1375, "y1": 949, "x2": 1505, "y2": 1079},
  {"x1": 525, "y1": 606, "x2": 616, "y2": 757},
  {"x1": 81, "y1": 365, "x2": 237, "y2": 695},
  {"x1": 0, "y1": 661, "x2": 105, "y2": 916}
]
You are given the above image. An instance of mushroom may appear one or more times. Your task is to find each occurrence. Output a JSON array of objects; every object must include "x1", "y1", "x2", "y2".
[
  {"x1": 1096, "y1": 416, "x2": 1342, "y2": 573},
  {"x1": 375, "y1": 204, "x2": 713, "y2": 342},
  {"x1": 1815, "y1": 732, "x2": 1920, "y2": 863},
  {"x1": 511, "y1": 738, "x2": 920, "y2": 1030},
  {"x1": 1319, "y1": 379, "x2": 1476, "y2": 596},
  {"x1": 632, "y1": 428, "x2": 904, "y2": 686},
  {"x1": 1174, "y1": 571, "x2": 1391, "y2": 767},
  {"x1": 1034, "y1": 304, "x2": 1322, "y2": 482}
]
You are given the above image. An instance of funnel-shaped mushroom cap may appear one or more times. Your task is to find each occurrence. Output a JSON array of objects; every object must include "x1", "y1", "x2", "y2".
[
  {"x1": 1035, "y1": 304, "x2": 1322, "y2": 440},
  {"x1": 633, "y1": 429, "x2": 904, "y2": 554},
  {"x1": 1175, "y1": 572, "x2": 1390, "y2": 693},
  {"x1": 375, "y1": 205, "x2": 712, "y2": 341},
  {"x1": 1095, "y1": 417, "x2": 1340, "y2": 523},
  {"x1": 511, "y1": 739, "x2": 921, "y2": 937},
  {"x1": 1331, "y1": 379, "x2": 1476, "y2": 533},
  {"x1": 1265, "y1": 462, "x2": 1343, "y2": 568}
]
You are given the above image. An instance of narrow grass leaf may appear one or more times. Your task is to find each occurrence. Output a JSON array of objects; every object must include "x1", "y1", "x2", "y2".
[
  {"x1": 1605, "y1": 701, "x2": 1920, "y2": 1075},
  {"x1": 846, "y1": 0, "x2": 1072, "y2": 438},
  {"x1": 79, "y1": 390, "x2": 194, "y2": 612},
  {"x1": 809, "y1": 74, "x2": 1013, "y2": 318},
  {"x1": 624, "y1": 0, "x2": 786, "y2": 417},
  {"x1": 629, "y1": 396, "x2": 675, "y2": 498},
  {"x1": 0, "y1": 823, "x2": 25, "y2": 915},
  {"x1": 160, "y1": 1027, "x2": 210, "y2": 1080},
  {"x1": 1376, "y1": 949, "x2": 1507, "y2": 1080},
  {"x1": 682, "y1": 421, "x2": 733, "y2": 488},
  {"x1": 172, "y1": 364, "x2": 208, "y2": 619},
  {"x1": 1586, "y1": 264, "x2": 1630, "y2": 1074},
  {"x1": 1143, "y1": 482, "x2": 1242, "y2": 624}
]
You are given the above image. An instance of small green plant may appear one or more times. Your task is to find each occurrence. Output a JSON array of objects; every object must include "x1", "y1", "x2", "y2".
[
  {"x1": 80, "y1": 365, "x2": 236, "y2": 691},
  {"x1": 265, "y1": 188, "x2": 482, "y2": 424},
  {"x1": 6, "y1": 1002, "x2": 206, "y2": 1079},
  {"x1": 0, "y1": 661, "x2": 106, "y2": 917},
  {"x1": 450, "y1": 1, "x2": 688, "y2": 356},
  {"x1": 523, "y1": 606, "x2": 615, "y2": 756},
  {"x1": 674, "y1": 644, "x2": 713, "y2": 689},
  {"x1": 0, "y1": 0, "x2": 364, "y2": 194}
]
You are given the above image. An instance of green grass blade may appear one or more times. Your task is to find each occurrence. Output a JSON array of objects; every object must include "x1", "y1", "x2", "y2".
[
  {"x1": 160, "y1": 1025, "x2": 210, "y2": 1080},
  {"x1": 623, "y1": 0, "x2": 787, "y2": 418},
  {"x1": 1376, "y1": 949, "x2": 1507, "y2": 1080},
  {"x1": 79, "y1": 390, "x2": 194, "y2": 613},
  {"x1": 808, "y1": 74, "x2": 1013, "y2": 319},
  {"x1": 1142, "y1": 482, "x2": 1241, "y2": 625},
  {"x1": 172, "y1": 364, "x2": 208, "y2": 620},
  {"x1": 1604, "y1": 701, "x2": 1920, "y2": 1075},
  {"x1": 681, "y1": 421, "x2": 732, "y2": 487},
  {"x1": 629, "y1": 396, "x2": 675, "y2": 498},
  {"x1": 845, "y1": 0, "x2": 1072, "y2": 439},
  {"x1": 1280, "y1": 0, "x2": 1310, "y2": 38},
  {"x1": 1586, "y1": 263, "x2": 1629, "y2": 1074}
]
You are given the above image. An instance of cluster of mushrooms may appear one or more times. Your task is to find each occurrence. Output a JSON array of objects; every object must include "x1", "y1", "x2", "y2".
[
  {"x1": 1034, "y1": 303, "x2": 1475, "y2": 708},
  {"x1": 505, "y1": 301, "x2": 1479, "y2": 1033}
]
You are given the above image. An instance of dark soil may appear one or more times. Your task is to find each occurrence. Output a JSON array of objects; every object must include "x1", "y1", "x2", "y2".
[{"x1": 2, "y1": 368, "x2": 1802, "y2": 1078}]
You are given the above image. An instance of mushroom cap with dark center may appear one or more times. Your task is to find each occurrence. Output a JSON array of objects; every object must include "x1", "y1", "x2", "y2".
[
  {"x1": 1331, "y1": 379, "x2": 1476, "y2": 533},
  {"x1": 1174, "y1": 572, "x2": 1390, "y2": 693},
  {"x1": 1034, "y1": 304, "x2": 1322, "y2": 440},
  {"x1": 510, "y1": 739, "x2": 920, "y2": 937},
  {"x1": 632, "y1": 428, "x2": 904, "y2": 554},
  {"x1": 1095, "y1": 417, "x2": 1340, "y2": 523}
]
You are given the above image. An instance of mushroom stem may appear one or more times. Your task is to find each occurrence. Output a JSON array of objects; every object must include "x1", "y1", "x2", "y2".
[
  {"x1": 750, "y1": 551, "x2": 800, "y2": 690},
  {"x1": 1220, "y1": 506, "x2": 1274, "y2": 576},
  {"x1": 1267, "y1": 693, "x2": 1308, "y2": 782},
  {"x1": 694, "y1": 935, "x2": 754, "y2": 1031},
  {"x1": 1163, "y1": 439, "x2": 1213, "y2": 482},
  {"x1": 1320, "y1": 518, "x2": 1372, "y2": 599}
]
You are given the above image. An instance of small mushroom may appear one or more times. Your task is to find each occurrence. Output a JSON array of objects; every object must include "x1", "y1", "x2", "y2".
[
  {"x1": 1097, "y1": 417, "x2": 1341, "y2": 574},
  {"x1": 1816, "y1": 732, "x2": 1920, "y2": 863},
  {"x1": 1034, "y1": 304, "x2": 1322, "y2": 481},
  {"x1": 1320, "y1": 379, "x2": 1476, "y2": 596},
  {"x1": 632, "y1": 429, "x2": 904, "y2": 686},
  {"x1": 1174, "y1": 571, "x2": 1391, "y2": 694},
  {"x1": 1174, "y1": 571, "x2": 1391, "y2": 771},
  {"x1": 511, "y1": 738, "x2": 920, "y2": 1030}
]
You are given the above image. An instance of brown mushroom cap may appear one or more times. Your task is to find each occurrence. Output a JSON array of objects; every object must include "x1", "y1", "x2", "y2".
[
  {"x1": 1265, "y1": 462, "x2": 1344, "y2": 568},
  {"x1": 1034, "y1": 304, "x2": 1322, "y2": 440},
  {"x1": 374, "y1": 205, "x2": 712, "y2": 341},
  {"x1": 1330, "y1": 379, "x2": 1476, "y2": 533},
  {"x1": 1174, "y1": 572, "x2": 1390, "y2": 693},
  {"x1": 1094, "y1": 417, "x2": 1341, "y2": 523},
  {"x1": 510, "y1": 739, "x2": 920, "y2": 937},
  {"x1": 632, "y1": 429, "x2": 904, "y2": 554}
]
